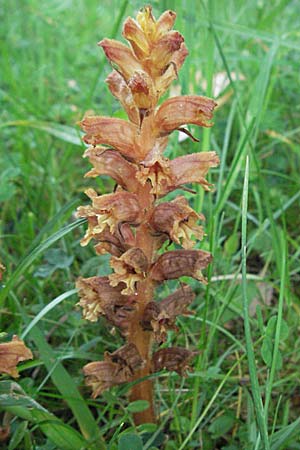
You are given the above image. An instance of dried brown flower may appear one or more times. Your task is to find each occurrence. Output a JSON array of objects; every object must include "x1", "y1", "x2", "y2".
[
  {"x1": 152, "y1": 347, "x2": 198, "y2": 376},
  {"x1": 0, "y1": 336, "x2": 33, "y2": 378}
]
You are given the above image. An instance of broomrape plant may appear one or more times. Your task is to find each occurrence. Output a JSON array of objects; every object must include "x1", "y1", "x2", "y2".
[{"x1": 76, "y1": 5, "x2": 219, "y2": 424}]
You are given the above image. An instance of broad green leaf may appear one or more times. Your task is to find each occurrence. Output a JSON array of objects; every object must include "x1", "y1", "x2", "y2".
[
  {"x1": 224, "y1": 233, "x2": 239, "y2": 256},
  {"x1": 266, "y1": 316, "x2": 289, "y2": 341},
  {"x1": 126, "y1": 400, "x2": 150, "y2": 413},
  {"x1": 208, "y1": 414, "x2": 235, "y2": 439},
  {"x1": 34, "y1": 248, "x2": 74, "y2": 278},
  {"x1": 118, "y1": 433, "x2": 143, "y2": 450}
]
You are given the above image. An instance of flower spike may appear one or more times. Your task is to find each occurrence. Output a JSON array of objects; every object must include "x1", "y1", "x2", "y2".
[{"x1": 77, "y1": 5, "x2": 219, "y2": 424}]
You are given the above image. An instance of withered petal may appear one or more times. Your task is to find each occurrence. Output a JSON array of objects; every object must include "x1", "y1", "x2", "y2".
[
  {"x1": 99, "y1": 38, "x2": 142, "y2": 81},
  {"x1": 106, "y1": 343, "x2": 144, "y2": 372},
  {"x1": 0, "y1": 336, "x2": 33, "y2": 378},
  {"x1": 105, "y1": 71, "x2": 140, "y2": 124},
  {"x1": 76, "y1": 276, "x2": 126, "y2": 322},
  {"x1": 83, "y1": 360, "x2": 128, "y2": 398},
  {"x1": 155, "y1": 95, "x2": 217, "y2": 135},
  {"x1": 84, "y1": 147, "x2": 138, "y2": 191},
  {"x1": 80, "y1": 116, "x2": 139, "y2": 159},
  {"x1": 160, "y1": 284, "x2": 195, "y2": 317},
  {"x1": 123, "y1": 17, "x2": 150, "y2": 60},
  {"x1": 152, "y1": 347, "x2": 198, "y2": 376},
  {"x1": 150, "y1": 249, "x2": 212, "y2": 283},
  {"x1": 170, "y1": 151, "x2": 220, "y2": 191}
]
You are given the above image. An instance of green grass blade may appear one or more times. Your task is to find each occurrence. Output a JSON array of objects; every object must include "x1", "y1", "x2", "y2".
[
  {"x1": 0, "y1": 120, "x2": 83, "y2": 146},
  {"x1": 0, "y1": 381, "x2": 87, "y2": 450},
  {"x1": 28, "y1": 324, "x2": 106, "y2": 449},
  {"x1": 0, "y1": 218, "x2": 85, "y2": 307},
  {"x1": 264, "y1": 231, "x2": 286, "y2": 416},
  {"x1": 241, "y1": 156, "x2": 270, "y2": 449},
  {"x1": 269, "y1": 417, "x2": 300, "y2": 450},
  {"x1": 21, "y1": 289, "x2": 77, "y2": 339}
]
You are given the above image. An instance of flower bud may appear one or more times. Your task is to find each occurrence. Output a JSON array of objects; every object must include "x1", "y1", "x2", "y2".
[
  {"x1": 123, "y1": 17, "x2": 150, "y2": 60},
  {"x1": 106, "y1": 71, "x2": 140, "y2": 124},
  {"x1": 151, "y1": 31, "x2": 184, "y2": 73},
  {"x1": 155, "y1": 10, "x2": 177, "y2": 37},
  {"x1": 99, "y1": 39, "x2": 142, "y2": 81},
  {"x1": 128, "y1": 70, "x2": 157, "y2": 110}
]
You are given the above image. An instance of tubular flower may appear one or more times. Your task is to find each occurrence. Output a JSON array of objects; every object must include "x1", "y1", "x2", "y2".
[
  {"x1": 141, "y1": 285, "x2": 195, "y2": 341},
  {"x1": 149, "y1": 196, "x2": 205, "y2": 249},
  {"x1": 152, "y1": 347, "x2": 198, "y2": 376},
  {"x1": 109, "y1": 248, "x2": 148, "y2": 295},
  {"x1": 77, "y1": 6, "x2": 219, "y2": 424},
  {"x1": 83, "y1": 343, "x2": 144, "y2": 398},
  {"x1": 0, "y1": 336, "x2": 33, "y2": 378}
]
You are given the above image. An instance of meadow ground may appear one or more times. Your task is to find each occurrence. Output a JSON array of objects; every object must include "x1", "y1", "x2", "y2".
[{"x1": 1, "y1": 1, "x2": 300, "y2": 449}]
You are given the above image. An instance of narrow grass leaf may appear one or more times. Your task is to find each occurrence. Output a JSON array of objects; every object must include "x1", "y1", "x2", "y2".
[
  {"x1": 0, "y1": 381, "x2": 87, "y2": 450},
  {"x1": 241, "y1": 156, "x2": 270, "y2": 449},
  {"x1": 28, "y1": 325, "x2": 105, "y2": 449},
  {"x1": 264, "y1": 231, "x2": 287, "y2": 416},
  {"x1": 0, "y1": 120, "x2": 83, "y2": 146},
  {"x1": 21, "y1": 289, "x2": 77, "y2": 339},
  {"x1": 0, "y1": 218, "x2": 85, "y2": 307}
]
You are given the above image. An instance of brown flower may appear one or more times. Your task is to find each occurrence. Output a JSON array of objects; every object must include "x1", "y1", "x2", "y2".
[
  {"x1": 77, "y1": 276, "x2": 137, "y2": 333},
  {"x1": 83, "y1": 147, "x2": 138, "y2": 191},
  {"x1": 141, "y1": 285, "x2": 195, "y2": 341},
  {"x1": 0, "y1": 336, "x2": 33, "y2": 378},
  {"x1": 152, "y1": 347, "x2": 198, "y2": 376},
  {"x1": 99, "y1": 39, "x2": 142, "y2": 81},
  {"x1": 150, "y1": 249, "x2": 212, "y2": 283},
  {"x1": 149, "y1": 196, "x2": 204, "y2": 249},
  {"x1": 77, "y1": 189, "x2": 141, "y2": 246},
  {"x1": 170, "y1": 152, "x2": 220, "y2": 191},
  {"x1": 83, "y1": 343, "x2": 144, "y2": 398},
  {"x1": 155, "y1": 96, "x2": 217, "y2": 135},
  {"x1": 80, "y1": 116, "x2": 139, "y2": 159},
  {"x1": 109, "y1": 248, "x2": 148, "y2": 295},
  {"x1": 137, "y1": 152, "x2": 219, "y2": 197},
  {"x1": 93, "y1": 226, "x2": 135, "y2": 257}
]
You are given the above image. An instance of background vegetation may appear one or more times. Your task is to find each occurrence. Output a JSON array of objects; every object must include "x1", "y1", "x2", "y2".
[{"x1": 1, "y1": 0, "x2": 300, "y2": 448}]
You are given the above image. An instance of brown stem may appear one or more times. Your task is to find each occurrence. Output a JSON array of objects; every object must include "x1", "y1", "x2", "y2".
[
  {"x1": 128, "y1": 325, "x2": 155, "y2": 424},
  {"x1": 127, "y1": 183, "x2": 157, "y2": 424}
]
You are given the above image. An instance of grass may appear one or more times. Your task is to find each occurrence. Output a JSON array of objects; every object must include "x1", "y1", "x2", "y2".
[{"x1": 1, "y1": 0, "x2": 300, "y2": 448}]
